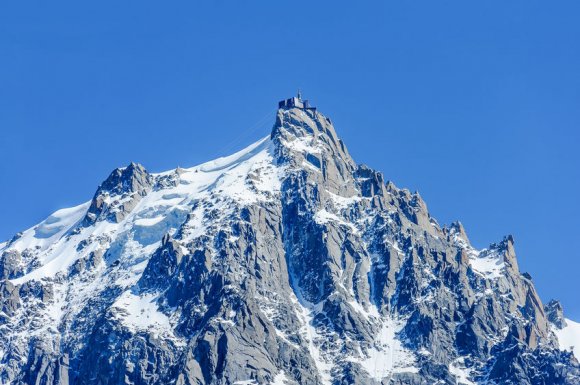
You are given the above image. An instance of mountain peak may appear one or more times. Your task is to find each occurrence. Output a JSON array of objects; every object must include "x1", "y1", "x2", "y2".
[
  {"x1": 271, "y1": 98, "x2": 358, "y2": 197},
  {"x1": 447, "y1": 220, "x2": 470, "y2": 244},
  {"x1": 0, "y1": 97, "x2": 579, "y2": 385}
]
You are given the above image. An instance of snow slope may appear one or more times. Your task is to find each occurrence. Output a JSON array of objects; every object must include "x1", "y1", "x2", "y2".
[
  {"x1": 556, "y1": 319, "x2": 580, "y2": 360},
  {"x1": 4, "y1": 135, "x2": 279, "y2": 287}
]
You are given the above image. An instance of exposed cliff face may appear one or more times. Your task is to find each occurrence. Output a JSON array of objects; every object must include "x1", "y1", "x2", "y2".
[{"x1": 0, "y1": 103, "x2": 578, "y2": 385}]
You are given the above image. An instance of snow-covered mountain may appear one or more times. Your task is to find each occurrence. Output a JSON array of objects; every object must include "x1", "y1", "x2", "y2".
[{"x1": 1, "y1": 96, "x2": 579, "y2": 384}]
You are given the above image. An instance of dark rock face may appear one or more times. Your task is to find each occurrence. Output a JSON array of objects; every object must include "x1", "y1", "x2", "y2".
[
  {"x1": 0, "y1": 250, "x2": 22, "y2": 279},
  {"x1": 0, "y1": 103, "x2": 578, "y2": 384}
]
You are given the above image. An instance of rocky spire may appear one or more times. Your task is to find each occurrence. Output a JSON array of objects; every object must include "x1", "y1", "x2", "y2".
[
  {"x1": 83, "y1": 162, "x2": 153, "y2": 225},
  {"x1": 546, "y1": 299, "x2": 568, "y2": 329}
]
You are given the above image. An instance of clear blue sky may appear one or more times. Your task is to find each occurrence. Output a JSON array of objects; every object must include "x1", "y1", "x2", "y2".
[{"x1": 1, "y1": 1, "x2": 579, "y2": 318}]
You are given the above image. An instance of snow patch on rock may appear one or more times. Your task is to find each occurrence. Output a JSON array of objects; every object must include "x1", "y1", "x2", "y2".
[
  {"x1": 469, "y1": 248, "x2": 505, "y2": 279},
  {"x1": 449, "y1": 357, "x2": 476, "y2": 385},
  {"x1": 352, "y1": 317, "x2": 418, "y2": 380},
  {"x1": 555, "y1": 318, "x2": 580, "y2": 360},
  {"x1": 111, "y1": 291, "x2": 176, "y2": 339}
]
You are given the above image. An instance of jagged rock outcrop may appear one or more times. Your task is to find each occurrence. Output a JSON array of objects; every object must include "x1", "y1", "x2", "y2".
[
  {"x1": 83, "y1": 162, "x2": 154, "y2": 225},
  {"x1": 546, "y1": 300, "x2": 568, "y2": 329},
  {"x1": 0, "y1": 98, "x2": 578, "y2": 384}
]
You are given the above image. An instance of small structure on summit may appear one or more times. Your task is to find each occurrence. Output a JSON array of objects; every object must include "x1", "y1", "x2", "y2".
[{"x1": 278, "y1": 90, "x2": 316, "y2": 111}]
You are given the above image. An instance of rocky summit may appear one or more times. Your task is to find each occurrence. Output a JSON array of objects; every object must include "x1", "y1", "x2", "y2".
[{"x1": 1, "y1": 97, "x2": 579, "y2": 385}]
